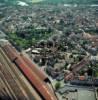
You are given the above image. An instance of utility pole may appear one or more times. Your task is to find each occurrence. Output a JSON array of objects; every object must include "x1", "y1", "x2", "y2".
[{"x1": 92, "y1": 69, "x2": 97, "y2": 100}]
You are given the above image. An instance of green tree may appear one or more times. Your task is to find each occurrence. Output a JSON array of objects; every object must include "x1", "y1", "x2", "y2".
[{"x1": 55, "y1": 82, "x2": 61, "y2": 90}]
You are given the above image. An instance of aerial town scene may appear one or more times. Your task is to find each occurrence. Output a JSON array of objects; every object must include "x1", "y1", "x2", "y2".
[{"x1": 0, "y1": 0, "x2": 98, "y2": 100}]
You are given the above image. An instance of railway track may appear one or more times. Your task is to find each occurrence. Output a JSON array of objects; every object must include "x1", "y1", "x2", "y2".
[
  {"x1": 0, "y1": 44, "x2": 58, "y2": 100},
  {"x1": 0, "y1": 75, "x2": 15, "y2": 100},
  {"x1": 0, "y1": 67, "x2": 17, "y2": 100},
  {"x1": 0, "y1": 47, "x2": 41, "y2": 100},
  {"x1": 0, "y1": 48, "x2": 35, "y2": 100}
]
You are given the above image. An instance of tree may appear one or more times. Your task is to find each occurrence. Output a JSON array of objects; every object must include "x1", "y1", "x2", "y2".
[
  {"x1": 69, "y1": 54, "x2": 73, "y2": 58},
  {"x1": 64, "y1": 63, "x2": 68, "y2": 70},
  {"x1": 55, "y1": 82, "x2": 61, "y2": 90}
]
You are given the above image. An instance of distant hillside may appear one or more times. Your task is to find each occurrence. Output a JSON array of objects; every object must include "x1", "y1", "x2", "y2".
[
  {"x1": 0, "y1": 0, "x2": 98, "y2": 5},
  {"x1": 42, "y1": 0, "x2": 98, "y2": 4},
  {"x1": 0, "y1": 0, "x2": 32, "y2": 5}
]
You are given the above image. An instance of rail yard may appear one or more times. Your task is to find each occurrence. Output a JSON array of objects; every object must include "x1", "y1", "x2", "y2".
[
  {"x1": 0, "y1": 43, "x2": 57, "y2": 100},
  {"x1": 0, "y1": 1, "x2": 98, "y2": 100}
]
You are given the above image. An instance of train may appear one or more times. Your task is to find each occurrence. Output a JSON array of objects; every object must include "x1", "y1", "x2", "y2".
[
  {"x1": 20, "y1": 54, "x2": 49, "y2": 82},
  {"x1": 2, "y1": 44, "x2": 49, "y2": 82},
  {"x1": 2, "y1": 44, "x2": 57, "y2": 100}
]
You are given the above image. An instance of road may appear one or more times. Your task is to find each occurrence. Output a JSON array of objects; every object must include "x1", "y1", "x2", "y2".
[{"x1": 58, "y1": 85, "x2": 96, "y2": 100}]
